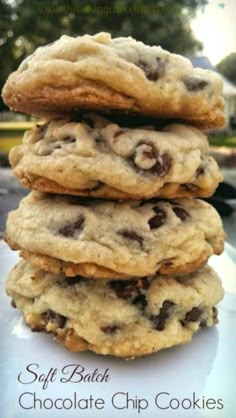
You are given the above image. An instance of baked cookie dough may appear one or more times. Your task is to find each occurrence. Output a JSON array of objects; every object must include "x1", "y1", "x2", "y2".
[
  {"x1": 10, "y1": 115, "x2": 222, "y2": 200},
  {"x1": 2, "y1": 32, "x2": 225, "y2": 129},
  {"x1": 4, "y1": 192, "x2": 225, "y2": 278},
  {"x1": 6, "y1": 260, "x2": 224, "y2": 358}
]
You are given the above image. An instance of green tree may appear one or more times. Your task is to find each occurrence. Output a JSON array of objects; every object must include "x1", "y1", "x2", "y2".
[
  {"x1": 217, "y1": 53, "x2": 236, "y2": 84},
  {"x1": 0, "y1": 0, "x2": 207, "y2": 112}
]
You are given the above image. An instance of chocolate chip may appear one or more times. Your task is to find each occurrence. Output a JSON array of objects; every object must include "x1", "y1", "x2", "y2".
[
  {"x1": 58, "y1": 215, "x2": 85, "y2": 237},
  {"x1": 110, "y1": 279, "x2": 138, "y2": 298},
  {"x1": 181, "y1": 307, "x2": 203, "y2": 326},
  {"x1": 11, "y1": 299, "x2": 16, "y2": 308},
  {"x1": 151, "y1": 300, "x2": 174, "y2": 331},
  {"x1": 118, "y1": 229, "x2": 144, "y2": 247},
  {"x1": 173, "y1": 206, "x2": 190, "y2": 221},
  {"x1": 136, "y1": 57, "x2": 165, "y2": 81},
  {"x1": 134, "y1": 141, "x2": 172, "y2": 176},
  {"x1": 63, "y1": 136, "x2": 76, "y2": 144},
  {"x1": 101, "y1": 325, "x2": 119, "y2": 334},
  {"x1": 196, "y1": 166, "x2": 205, "y2": 177},
  {"x1": 132, "y1": 294, "x2": 147, "y2": 311},
  {"x1": 180, "y1": 183, "x2": 199, "y2": 192},
  {"x1": 151, "y1": 152, "x2": 172, "y2": 176},
  {"x1": 149, "y1": 207, "x2": 166, "y2": 229},
  {"x1": 42, "y1": 310, "x2": 67, "y2": 328},
  {"x1": 183, "y1": 77, "x2": 209, "y2": 92}
]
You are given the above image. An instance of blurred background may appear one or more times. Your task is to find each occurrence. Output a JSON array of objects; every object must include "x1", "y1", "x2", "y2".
[{"x1": 0, "y1": 0, "x2": 236, "y2": 244}]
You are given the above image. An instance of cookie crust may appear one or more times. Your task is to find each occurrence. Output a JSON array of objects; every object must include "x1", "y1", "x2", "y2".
[{"x1": 2, "y1": 33, "x2": 225, "y2": 128}]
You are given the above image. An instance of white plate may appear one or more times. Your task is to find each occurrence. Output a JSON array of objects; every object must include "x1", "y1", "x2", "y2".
[{"x1": 0, "y1": 242, "x2": 236, "y2": 418}]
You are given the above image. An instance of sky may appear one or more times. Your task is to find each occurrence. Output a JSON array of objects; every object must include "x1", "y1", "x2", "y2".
[{"x1": 191, "y1": 0, "x2": 236, "y2": 65}]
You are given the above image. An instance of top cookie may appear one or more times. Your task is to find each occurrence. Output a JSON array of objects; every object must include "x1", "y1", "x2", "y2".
[{"x1": 2, "y1": 32, "x2": 225, "y2": 128}]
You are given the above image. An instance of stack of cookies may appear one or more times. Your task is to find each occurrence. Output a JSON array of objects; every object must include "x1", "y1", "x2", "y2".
[{"x1": 3, "y1": 33, "x2": 225, "y2": 358}]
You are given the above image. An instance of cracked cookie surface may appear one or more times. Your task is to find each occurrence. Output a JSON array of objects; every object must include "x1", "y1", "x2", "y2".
[
  {"x1": 2, "y1": 32, "x2": 225, "y2": 128},
  {"x1": 9, "y1": 114, "x2": 222, "y2": 200},
  {"x1": 4, "y1": 192, "x2": 225, "y2": 278},
  {"x1": 6, "y1": 260, "x2": 224, "y2": 358}
]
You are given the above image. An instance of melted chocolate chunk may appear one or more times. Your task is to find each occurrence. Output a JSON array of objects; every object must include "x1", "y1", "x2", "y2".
[
  {"x1": 63, "y1": 136, "x2": 76, "y2": 144},
  {"x1": 110, "y1": 279, "x2": 138, "y2": 299},
  {"x1": 101, "y1": 325, "x2": 119, "y2": 334},
  {"x1": 134, "y1": 141, "x2": 171, "y2": 176},
  {"x1": 151, "y1": 152, "x2": 172, "y2": 176},
  {"x1": 148, "y1": 207, "x2": 166, "y2": 229},
  {"x1": 132, "y1": 294, "x2": 147, "y2": 311},
  {"x1": 58, "y1": 215, "x2": 85, "y2": 237},
  {"x1": 173, "y1": 206, "x2": 190, "y2": 221},
  {"x1": 43, "y1": 310, "x2": 67, "y2": 328},
  {"x1": 183, "y1": 77, "x2": 209, "y2": 92},
  {"x1": 181, "y1": 307, "x2": 203, "y2": 326},
  {"x1": 118, "y1": 229, "x2": 144, "y2": 247},
  {"x1": 151, "y1": 300, "x2": 175, "y2": 331},
  {"x1": 136, "y1": 57, "x2": 165, "y2": 81},
  {"x1": 196, "y1": 166, "x2": 205, "y2": 177}
]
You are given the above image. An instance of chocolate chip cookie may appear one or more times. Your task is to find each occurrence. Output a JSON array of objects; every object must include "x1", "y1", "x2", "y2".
[
  {"x1": 4, "y1": 192, "x2": 225, "y2": 278},
  {"x1": 10, "y1": 115, "x2": 222, "y2": 200},
  {"x1": 2, "y1": 33, "x2": 225, "y2": 128},
  {"x1": 6, "y1": 260, "x2": 223, "y2": 358}
]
